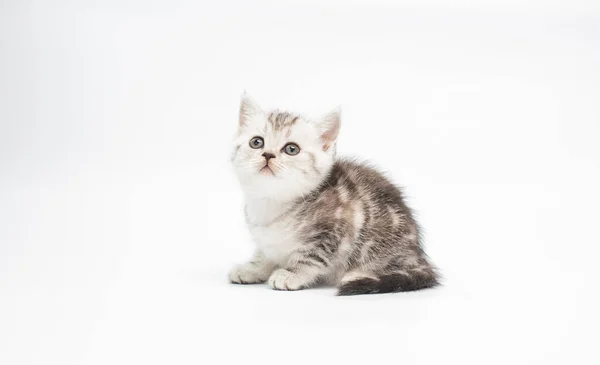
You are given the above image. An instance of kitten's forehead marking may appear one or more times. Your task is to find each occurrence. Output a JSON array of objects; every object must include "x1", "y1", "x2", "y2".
[{"x1": 268, "y1": 111, "x2": 300, "y2": 132}]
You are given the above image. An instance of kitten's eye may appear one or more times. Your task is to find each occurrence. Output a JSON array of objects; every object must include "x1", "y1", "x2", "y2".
[
  {"x1": 283, "y1": 143, "x2": 300, "y2": 156},
  {"x1": 249, "y1": 137, "x2": 264, "y2": 149}
]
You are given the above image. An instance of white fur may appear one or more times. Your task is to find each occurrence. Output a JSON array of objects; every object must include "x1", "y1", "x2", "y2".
[
  {"x1": 229, "y1": 262, "x2": 268, "y2": 283},
  {"x1": 268, "y1": 269, "x2": 304, "y2": 290},
  {"x1": 246, "y1": 198, "x2": 302, "y2": 265},
  {"x1": 229, "y1": 251, "x2": 277, "y2": 284},
  {"x1": 229, "y1": 94, "x2": 340, "y2": 289},
  {"x1": 232, "y1": 103, "x2": 336, "y2": 201}
]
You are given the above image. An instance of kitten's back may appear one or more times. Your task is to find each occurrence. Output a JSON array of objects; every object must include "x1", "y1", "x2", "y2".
[{"x1": 296, "y1": 159, "x2": 439, "y2": 295}]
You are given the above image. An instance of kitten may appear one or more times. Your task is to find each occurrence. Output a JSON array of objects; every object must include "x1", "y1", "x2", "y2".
[{"x1": 229, "y1": 94, "x2": 439, "y2": 295}]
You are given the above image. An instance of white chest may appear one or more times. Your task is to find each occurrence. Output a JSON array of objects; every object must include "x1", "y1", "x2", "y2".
[
  {"x1": 249, "y1": 220, "x2": 300, "y2": 265},
  {"x1": 245, "y1": 199, "x2": 301, "y2": 265}
]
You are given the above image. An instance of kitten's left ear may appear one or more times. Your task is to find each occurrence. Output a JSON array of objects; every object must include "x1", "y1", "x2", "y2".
[
  {"x1": 319, "y1": 107, "x2": 341, "y2": 152},
  {"x1": 239, "y1": 92, "x2": 263, "y2": 130}
]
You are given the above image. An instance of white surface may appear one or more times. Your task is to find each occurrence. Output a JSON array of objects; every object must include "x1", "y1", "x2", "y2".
[{"x1": 1, "y1": 1, "x2": 599, "y2": 364}]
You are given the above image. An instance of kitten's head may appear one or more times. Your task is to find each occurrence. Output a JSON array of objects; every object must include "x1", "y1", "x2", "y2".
[{"x1": 231, "y1": 93, "x2": 340, "y2": 200}]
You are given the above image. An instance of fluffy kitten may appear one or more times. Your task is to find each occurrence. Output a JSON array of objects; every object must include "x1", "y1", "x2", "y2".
[{"x1": 229, "y1": 94, "x2": 439, "y2": 295}]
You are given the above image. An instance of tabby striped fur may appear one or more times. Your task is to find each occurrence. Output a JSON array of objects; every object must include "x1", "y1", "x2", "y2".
[{"x1": 229, "y1": 94, "x2": 439, "y2": 295}]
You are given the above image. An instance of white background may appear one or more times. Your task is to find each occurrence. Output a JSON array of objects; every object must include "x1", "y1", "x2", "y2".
[{"x1": 1, "y1": 0, "x2": 600, "y2": 364}]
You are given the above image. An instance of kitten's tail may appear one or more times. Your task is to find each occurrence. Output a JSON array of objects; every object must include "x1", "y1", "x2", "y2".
[{"x1": 337, "y1": 269, "x2": 439, "y2": 296}]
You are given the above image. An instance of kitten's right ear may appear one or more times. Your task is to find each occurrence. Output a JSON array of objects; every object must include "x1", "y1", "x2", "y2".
[{"x1": 239, "y1": 92, "x2": 263, "y2": 130}]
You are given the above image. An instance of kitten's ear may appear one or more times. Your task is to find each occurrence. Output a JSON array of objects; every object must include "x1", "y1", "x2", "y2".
[
  {"x1": 318, "y1": 107, "x2": 341, "y2": 152},
  {"x1": 239, "y1": 92, "x2": 263, "y2": 130}
]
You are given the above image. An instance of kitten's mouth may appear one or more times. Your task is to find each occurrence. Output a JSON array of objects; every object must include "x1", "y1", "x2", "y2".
[{"x1": 259, "y1": 165, "x2": 275, "y2": 176}]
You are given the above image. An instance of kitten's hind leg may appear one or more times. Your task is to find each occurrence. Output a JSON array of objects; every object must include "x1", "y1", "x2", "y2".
[{"x1": 229, "y1": 251, "x2": 277, "y2": 284}]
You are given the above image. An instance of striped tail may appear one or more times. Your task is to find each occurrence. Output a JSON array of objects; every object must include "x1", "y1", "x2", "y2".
[{"x1": 337, "y1": 269, "x2": 439, "y2": 296}]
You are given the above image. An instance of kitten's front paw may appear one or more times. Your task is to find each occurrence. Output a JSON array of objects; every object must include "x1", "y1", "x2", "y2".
[
  {"x1": 268, "y1": 269, "x2": 303, "y2": 291},
  {"x1": 229, "y1": 264, "x2": 266, "y2": 284}
]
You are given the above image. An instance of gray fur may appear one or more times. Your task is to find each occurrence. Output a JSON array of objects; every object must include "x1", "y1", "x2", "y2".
[{"x1": 230, "y1": 102, "x2": 439, "y2": 295}]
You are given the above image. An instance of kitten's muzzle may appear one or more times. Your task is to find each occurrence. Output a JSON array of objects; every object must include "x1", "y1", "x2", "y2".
[
  {"x1": 259, "y1": 152, "x2": 276, "y2": 175},
  {"x1": 262, "y1": 152, "x2": 276, "y2": 161}
]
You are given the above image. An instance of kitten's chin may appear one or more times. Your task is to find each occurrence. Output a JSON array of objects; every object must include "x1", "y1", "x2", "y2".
[
  {"x1": 236, "y1": 159, "x2": 334, "y2": 201},
  {"x1": 237, "y1": 173, "x2": 319, "y2": 202}
]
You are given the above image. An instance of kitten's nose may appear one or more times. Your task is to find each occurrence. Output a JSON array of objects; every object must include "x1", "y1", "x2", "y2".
[{"x1": 262, "y1": 152, "x2": 276, "y2": 161}]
